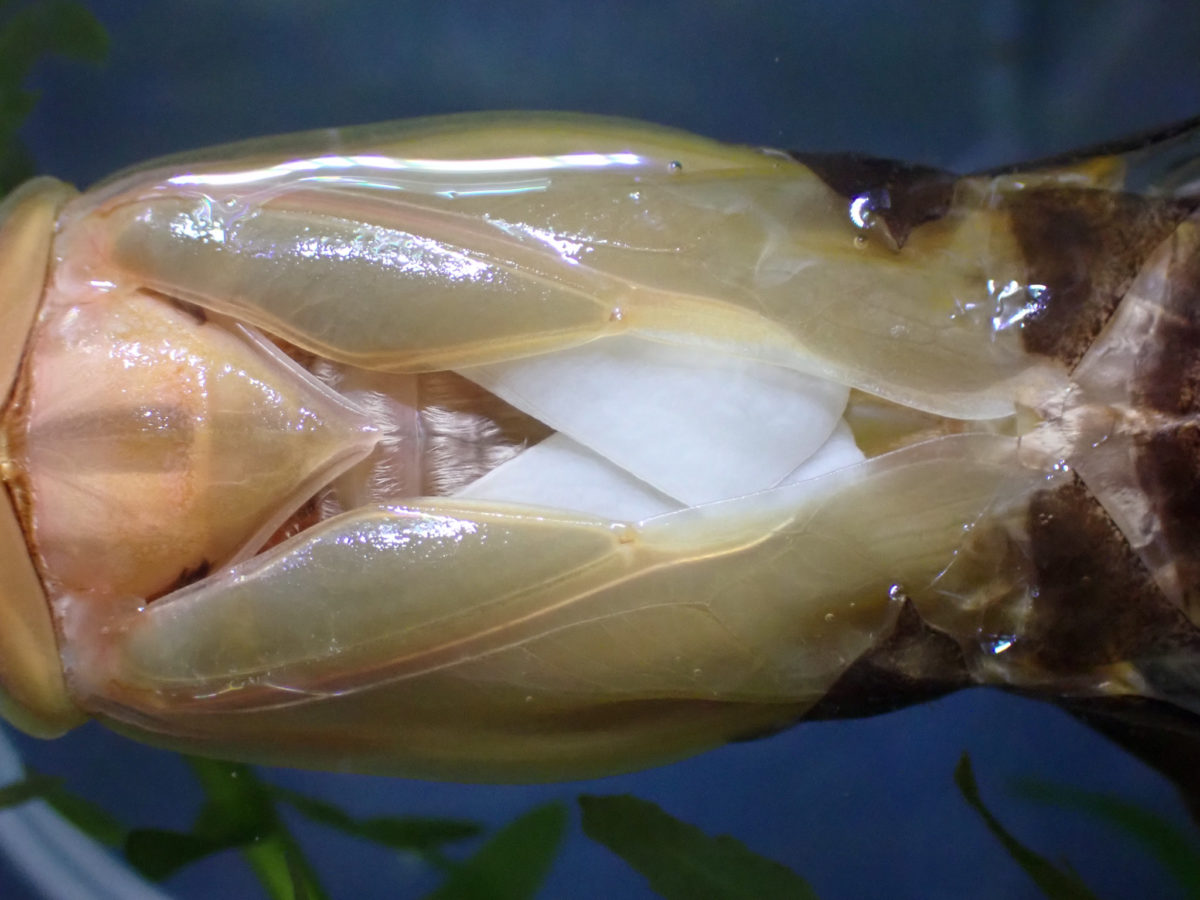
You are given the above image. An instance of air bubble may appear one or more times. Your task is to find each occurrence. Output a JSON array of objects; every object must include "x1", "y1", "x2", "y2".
[
  {"x1": 668, "y1": 160, "x2": 683, "y2": 173},
  {"x1": 1042, "y1": 459, "x2": 1072, "y2": 482},
  {"x1": 887, "y1": 583, "x2": 907, "y2": 602}
]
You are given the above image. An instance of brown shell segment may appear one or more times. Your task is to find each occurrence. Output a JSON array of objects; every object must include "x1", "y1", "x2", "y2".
[
  {"x1": 1020, "y1": 476, "x2": 1200, "y2": 678},
  {"x1": 804, "y1": 599, "x2": 971, "y2": 722},
  {"x1": 787, "y1": 151, "x2": 957, "y2": 250},
  {"x1": 1130, "y1": 224, "x2": 1200, "y2": 416},
  {"x1": 1128, "y1": 225, "x2": 1200, "y2": 610},
  {"x1": 980, "y1": 114, "x2": 1200, "y2": 181},
  {"x1": 1135, "y1": 425, "x2": 1200, "y2": 612},
  {"x1": 1006, "y1": 187, "x2": 1197, "y2": 369}
]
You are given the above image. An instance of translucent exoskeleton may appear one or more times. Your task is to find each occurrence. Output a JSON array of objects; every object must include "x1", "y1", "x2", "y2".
[{"x1": 2, "y1": 113, "x2": 1200, "y2": 781}]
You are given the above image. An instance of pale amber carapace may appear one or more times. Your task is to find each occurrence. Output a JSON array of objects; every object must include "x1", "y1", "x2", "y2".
[{"x1": 1, "y1": 114, "x2": 1199, "y2": 782}]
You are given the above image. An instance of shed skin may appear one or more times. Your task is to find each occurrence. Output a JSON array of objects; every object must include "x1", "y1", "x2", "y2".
[{"x1": 1, "y1": 115, "x2": 1200, "y2": 786}]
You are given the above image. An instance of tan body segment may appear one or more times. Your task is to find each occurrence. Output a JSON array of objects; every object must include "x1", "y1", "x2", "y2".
[{"x1": 0, "y1": 178, "x2": 85, "y2": 735}]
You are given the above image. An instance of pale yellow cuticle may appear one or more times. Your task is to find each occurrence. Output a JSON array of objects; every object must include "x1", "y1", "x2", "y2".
[{"x1": 0, "y1": 177, "x2": 87, "y2": 736}]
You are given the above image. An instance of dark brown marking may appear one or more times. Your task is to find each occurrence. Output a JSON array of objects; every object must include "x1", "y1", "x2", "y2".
[
  {"x1": 804, "y1": 600, "x2": 971, "y2": 722},
  {"x1": 1022, "y1": 475, "x2": 1200, "y2": 674},
  {"x1": 1, "y1": 347, "x2": 37, "y2": 547},
  {"x1": 261, "y1": 493, "x2": 326, "y2": 552},
  {"x1": 788, "y1": 151, "x2": 957, "y2": 250},
  {"x1": 150, "y1": 558, "x2": 212, "y2": 600},
  {"x1": 168, "y1": 297, "x2": 207, "y2": 325},
  {"x1": 1007, "y1": 188, "x2": 1196, "y2": 369},
  {"x1": 977, "y1": 113, "x2": 1200, "y2": 179},
  {"x1": 1132, "y1": 231, "x2": 1200, "y2": 415},
  {"x1": 1122, "y1": 225, "x2": 1200, "y2": 607},
  {"x1": 1135, "y1": 424, "x2": 1200, "y2": 611}
]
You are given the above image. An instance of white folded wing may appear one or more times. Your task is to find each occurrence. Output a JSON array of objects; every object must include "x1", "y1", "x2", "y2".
[{"x1": 457, "y1": 335, "x2": 853, "y2": 518}]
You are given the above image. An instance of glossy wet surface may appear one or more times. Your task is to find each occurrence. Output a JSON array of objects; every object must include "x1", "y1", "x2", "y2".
[{"x1": 4, "y1": 2, "x2": 1200, "y2": 898}]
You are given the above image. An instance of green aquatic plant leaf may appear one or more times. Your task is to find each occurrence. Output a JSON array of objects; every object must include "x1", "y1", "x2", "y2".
[
  {"x1": 954, "y1": 754, "x2": 1100, "y2": 900},
  {"x1": 39, "y1": 777, "x2": 128, "y2": 848},
  {"x1": 246, "y1": 831, "x2": 325, "y2": 900},
  {"x1": 1013, "y1": 777, "x2": 1200, "y2": 897},
  {"x1": 124, "y1": 828, "x2": 241, "y2": 882},
  {"x1": 0, "y1": 139, "x2": 33, "y2": 197},
  {"x1": 0, "y1": 0, "x2": 107, "y2": 193},
  {"x1": 0, "y1": 770, "x2": 58, "y2": 807},
  {"x1": 123, "y1": 758, "x2": 330, "y2": 900},
  {"x1": 186, "y1": 758, "x2": 329, "y2": 900},
  {"x1": 0, "y1": 767, "x2": 126, "y2": 847},
  {"x1": 186, "y1": 757, "x2": 275, "y2": 844},
  {"x1": 578, "y1": 794, "x2": 817, "y2": 900},
  {"x1": 269, "y1": 784, "x2": 483, "y2": 854},
  {"x1": 0, "y1": 0, "x2": 107, "y2": 78},
  {"x1": 425, "y1": 802, "x2": 567, "y2": 900}
]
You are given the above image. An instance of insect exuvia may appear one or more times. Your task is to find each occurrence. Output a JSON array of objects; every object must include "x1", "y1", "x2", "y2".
[{"x1": 1, "y1": 113, "x2": 1198, "y2": 781}]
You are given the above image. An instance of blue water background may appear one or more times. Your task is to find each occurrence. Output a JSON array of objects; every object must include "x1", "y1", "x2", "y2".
[{"x1": 5, "y1": 2, "x2": 1200, "y2": 898}]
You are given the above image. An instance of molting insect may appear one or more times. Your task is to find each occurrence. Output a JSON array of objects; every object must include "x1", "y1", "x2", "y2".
[{"x1": 1, "y1": 113, "x2": 1198, "y2": 781}]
